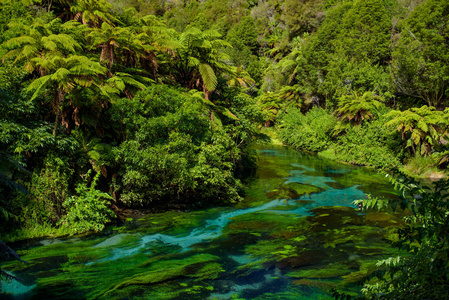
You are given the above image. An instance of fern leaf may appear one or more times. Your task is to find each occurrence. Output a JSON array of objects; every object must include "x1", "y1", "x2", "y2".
[{"x1": 199, "y1": 63, "x2": 217, "y2": 92}]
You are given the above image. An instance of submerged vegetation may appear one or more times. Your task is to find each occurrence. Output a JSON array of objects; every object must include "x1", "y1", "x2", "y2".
[{"x1": 1, "y1": 0, "x2": 449, "y2": 298}]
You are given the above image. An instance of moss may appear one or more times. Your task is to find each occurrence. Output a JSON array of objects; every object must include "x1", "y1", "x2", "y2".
[
  {"x1": 238, "y1": 177, "x2": 287, "y2": 208},
  {"x1": 277, "y1": 249, "x2": 328, "y2": 269},
  {"x1": 112, "y1": 282, "x2": 183, "y2": 300},
  {"x1": 309, "y1": 206, "x2": 364, "y2": 233},
  {"x1": 332, "y1": 168, "x2": 398, "y2": 198},
  {"x1": 190, "y1": 262, "x2": 224, "y2": 280},
  {"x1": 224, "y1": 212, "x2": 310, "y2": 239},
  {"x1": 107, "y1": 254, "x2": 222, "y2": 291},
  {"x1": 4, "y1": 237, "x2": 112, "y2": 274},
  {"x1": 292, "y1": 278, "x2": 337, "y2": 290},
  {"x1": 129, "y1": 209, "x2": 217, "y2": 237},
  {"x1": 253, "y1": 284, "x2": 333, "y2": 299},
  {"x1": 286, "y1": 262, "x2": 353, "y2": 279},
  {"x1": 364, "y1": 211, "x2": 405, "y2": 228},
  {"x1": 266, "y1": 182, "x2": 322, "y2": 201},
  {"x1": 321, "y1": 226, "x2": 373, "y2": 249},
  {"x1": 244, "y1": 239, "x2": 290, "y2": 259},
  {"x1": 383, "y1": 227, "x2": 400, "y2": 243},
  {"x1": 341, "y1": 260, "x2": 378, "y2": 284}
]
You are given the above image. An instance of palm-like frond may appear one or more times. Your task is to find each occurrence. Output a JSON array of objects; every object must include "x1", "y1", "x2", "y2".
[
  {"x1": 70, "y1": 0, "x2": 116, "y2": 28},
  {"x1": 385, "y1": 106, "x2": 449, "y2": 156},
  {"x1": 227, "y1": 66, "x2": 255, "y2": 88},
  {"x1": 27, "y1": 75, "x2": 53, "y2": 100},
  {"x1": 199, "y1": 63, "x2": 217, "y2": 92},
  {"x1": 173, "y1": 27, "x2": 232, "y2": 93},
  {"x1": 336, "y1": 91, "x2": 383, "y2": 125}
]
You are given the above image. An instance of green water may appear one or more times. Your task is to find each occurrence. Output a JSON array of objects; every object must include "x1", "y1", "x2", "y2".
[{"x1": 1, "y1": 145, "x2": 404, "y2": 299}]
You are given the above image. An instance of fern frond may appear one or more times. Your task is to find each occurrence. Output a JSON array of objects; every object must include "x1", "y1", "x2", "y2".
[
  {"x1": 27, "y1": 75, "x2": 53, "y2": 100},
  {"x1": 199, "y1": 63, "x2": 217, "y2": 92},
  {"x1": 376, "y1": 256, "x2": 402, "y2": 267}
]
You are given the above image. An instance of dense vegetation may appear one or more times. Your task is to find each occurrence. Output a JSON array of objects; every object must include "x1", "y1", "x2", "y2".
[
  {"x1": 0, "y1": 0, "x2": 266, "y2": 240},
  {"x1": 1, "y1": 0, "x2": 449, "y2": 297}
]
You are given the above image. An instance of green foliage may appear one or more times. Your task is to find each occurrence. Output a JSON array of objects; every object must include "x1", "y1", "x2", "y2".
[
  {"x1": 226, "y1": 16, "x2": 258, "y2": 54},
  {"x1": 111, "y1": 85, "x2": 244, "y2": 207},
  {"x1": 70, "y1": 0, "x2": 116, "y2": 28},
  {"x1": 0, "y1": 0, "x2": 32, "y2": 44},
  {"x1": 257, "y1": 92, "x2": 282, "y2": 126},
  {"x1": 27, "y1": 155, "x2": 73, "y2": 226},
  {"x1": 331, "y1": 109, "x2": 402, "y2": 168},
  {"x1": 359, "y1": 173, "x2": 449, "y2": 299},
  {"x1": 281, "y1": 0, "x2": 325, "y2": 38},
  {"x1": 385, "y1": 106, "x2": 449, "y2": 156},
  {"x1": 172, "y1": 26, "x2": 232, "y2": 94},
  {"x1": 322, "y1": 57, "x2": 393, "y2": 106},
  {"x1": 290, "y1": 0, "x2": 392, "y2": 104},
  {"x1": 58, "y1": 171, "x2": 114, "y2": 235},
  {"x1": 0, "y1": 150, "x2": 27, "y2": 229},
  {"x1": 336, "y1": 91, "x2": 384, "y2": 125},
  {"x1": 391, "y1": 0, "x2": 449, "y2": 107},
  {"x1": 353, "y1": 194, "x2": 389, "y2": 211},
  {"x1": 1, "y1": 0, "x2": 448, "y2": 247},
  {"x1": 278, "y1": 107, "x2": 337, "y2": 152}
]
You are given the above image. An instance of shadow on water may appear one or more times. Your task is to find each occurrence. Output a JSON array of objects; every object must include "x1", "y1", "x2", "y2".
[{"x1": 1, "y1": 145, "x2": 403, "y2": 299}]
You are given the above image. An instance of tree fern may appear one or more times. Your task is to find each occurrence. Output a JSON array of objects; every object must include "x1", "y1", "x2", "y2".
[
  {"x1": 336, "y1": 90, "x2": 383, "y2": 125},
  {"x1": 385, "y1": 106, "x2": 449, "y2": 156},
  {"x1": 198, "y1": 63, "x2": 217, "y2": 92}
]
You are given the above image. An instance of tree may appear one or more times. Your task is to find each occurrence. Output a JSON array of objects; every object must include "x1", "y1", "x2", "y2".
[
  {"x1": 70, "y1": 0, "x2": 116, "y2": 28},
  {"x1": 225, "y1": 16, "x2": 259, "y2": 54},
  {"x1": 336, "y1": 91, "x2": 383, "y2": 125},
  {"x1": 391, "y1": 0, "x2": 449, "y2": 107},
  {"x1": 2, "y1": 18, "x2": 82, "y2": 72},
  {"x1": 102, "y1": 72, "x2": 153, "y2": 100},
  {"x1": 133, "y1": 14, "x2": 180, "y2": 80},
  {"x1": 171, "y1": 27, "x2": 233, "y2": 99},
  {"x1": 291, "y1": 0, "x2": 392, "y2": 105},
  {"x1": 26, "y1": 54, "x2": 107, "y2": 135},
  {"x1": 281, "y1": 0, "x2": 325, "y2": 38},
  {"x1": 87, "y1": 21, "x2": 131, "y2": 69},
  {"x1": 385, "y1": 106, "x2": 449, "y2": 156},
  {"x1": 226, "y1": 65, "x2": 255, "y2": 89}
]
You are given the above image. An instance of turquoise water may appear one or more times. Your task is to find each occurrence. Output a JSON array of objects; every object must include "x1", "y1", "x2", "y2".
[{"x1": 1, "y1": 145, "x2": 401, "y2": 299}]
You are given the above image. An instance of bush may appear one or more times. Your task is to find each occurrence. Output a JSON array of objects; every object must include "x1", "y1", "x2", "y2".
[
  {"x1": 111, "y1": 85, "x2": 244, "y2": 207},
  {"x1": 331, "y1": 108, "x2": 403, "y2": 168},
  {"x1": 277, "y1": 107, "x2": 337, "y2": 152},
  {"x1": 358, "y1": 174, "x2": 449, "y2": 299},
  {"x1": 58, "y1": 171, "x2": 114, "y2": 235},
  {"x1": 26, "y1": 155, "x2": 73, "y2": 226}
]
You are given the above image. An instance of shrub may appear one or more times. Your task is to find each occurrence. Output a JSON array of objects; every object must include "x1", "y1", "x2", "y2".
[
  {"x1": 58, "y1": 171, "x2": 114, "y2": 235},
  {"x1": 112, "y1": 85, "x2": 244, "y2": 207},
  {"x1": 277, "y1": 107, "x2": 337, "y2": 152},
  {"x1": 331, "y1": 108, "x2": 402, "y2": 168},
  {"x1": 357, "y1": 174, "x2": 449, "y2": 299}
]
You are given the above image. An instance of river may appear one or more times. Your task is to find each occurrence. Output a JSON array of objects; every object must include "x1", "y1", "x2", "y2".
[{"x1": 1, "y1": 145, "x2": 403, "y2": 299}]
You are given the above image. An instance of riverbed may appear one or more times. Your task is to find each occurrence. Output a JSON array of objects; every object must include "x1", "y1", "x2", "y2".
[{"x1": 1, "y1": 145, "x2": 404, "y2": 299}]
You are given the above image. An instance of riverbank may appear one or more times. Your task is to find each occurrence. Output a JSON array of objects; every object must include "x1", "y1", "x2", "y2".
[
  {"x1": 266, "y1": 120, "x2": 448, "y2": 182},
  {"x1": 1, "y1": 144, "x2": 404, "y2": 299},
  {"x1": 2, "y1": 129, "x2": 443, "y2": 245}
]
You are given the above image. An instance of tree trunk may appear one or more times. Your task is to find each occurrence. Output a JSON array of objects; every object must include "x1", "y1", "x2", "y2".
[
  {"x1": 52, "y1": 87, "x2": 64, "y2": 136},
  {"x1": 52, "y1": 109, "x2": 60, "y2": 136}
]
